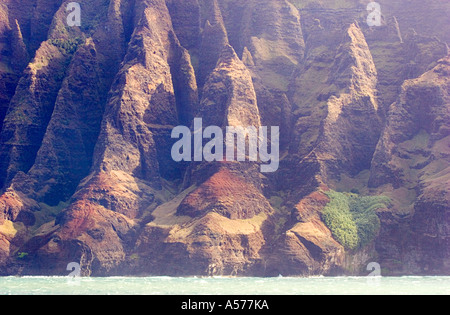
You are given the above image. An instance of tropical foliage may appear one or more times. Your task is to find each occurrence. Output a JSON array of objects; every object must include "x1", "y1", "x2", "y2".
[{"x1": 321, "y1": 190, "x2": 390, "y2": 250}]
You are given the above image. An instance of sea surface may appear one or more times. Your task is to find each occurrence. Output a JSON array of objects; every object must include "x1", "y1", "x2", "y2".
[{"x1": 0, "y1": 276, "x2": 449, "y2": 295}]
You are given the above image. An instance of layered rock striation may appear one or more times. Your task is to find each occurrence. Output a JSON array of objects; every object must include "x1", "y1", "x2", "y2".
[{"x1": 0, "y1": 0, "x2": 448, "y2": 276}]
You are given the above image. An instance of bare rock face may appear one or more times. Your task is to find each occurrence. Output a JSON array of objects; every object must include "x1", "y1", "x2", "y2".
[
  {"x1": 19, "y1": 0, "x2": 189, "y2": 274},
  {"x1": 197, "y1": 0, "x2": 229, "y2": 90},
  {"x1": 196, "y1": 44, "x2": 261, "y2": 127},
  {"x1": 0, "y1": 41, "x2": 70, "y2": 189},
  {"x1": 0, "y1": 0, "x2": 60, "y2": 140},
  {"x1": 369, "y1": 56, "x2": 450, "y2": 274},
  {"x1": 178, "y1": 167, "x2": 271, "y2": 220},
  {"x1": 267, "y1": 190, "x2": 345, "y2": 276},
  {"x1": 0, "y1": 0, "x2": 449, "y2": 276},
  {"x1": 134, "y1": 43, "x2": 275, "y2": 276},
  {"x1": 376, "y1": 0, "x2": 450, "y2": 44},
  {"x1": 316, "y1": 22, "x2": 382, "y2": 180}
]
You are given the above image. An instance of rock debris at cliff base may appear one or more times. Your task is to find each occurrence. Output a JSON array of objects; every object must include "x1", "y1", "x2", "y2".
[{"x1": 0, "y1": 0, "x2": 448, "y2": 276}]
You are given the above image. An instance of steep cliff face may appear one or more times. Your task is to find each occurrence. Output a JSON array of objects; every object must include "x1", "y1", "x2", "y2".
[
  {"x1": 0, "y1": 0, "x2": 448, "y2": 276},
  {"x1": 370, "y1": 56, "x2": 450, "y2": 274}
]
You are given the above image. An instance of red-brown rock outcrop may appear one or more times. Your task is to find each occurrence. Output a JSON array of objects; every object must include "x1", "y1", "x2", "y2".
[{"x1": 0, "y1": 0, "x2": 448, "y2": 276}]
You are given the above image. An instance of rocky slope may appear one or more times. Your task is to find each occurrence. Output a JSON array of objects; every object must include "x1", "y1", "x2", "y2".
[{"x1": 0, "y1": 0, "x2": 448, "y2": 276}]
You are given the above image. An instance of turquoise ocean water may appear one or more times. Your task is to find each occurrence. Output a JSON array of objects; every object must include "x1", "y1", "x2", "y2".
[{"x1": 0, "y1": 276, "x2": 449, "y2": 295}]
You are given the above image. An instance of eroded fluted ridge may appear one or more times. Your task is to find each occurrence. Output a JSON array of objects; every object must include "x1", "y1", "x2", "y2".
[{"x1": 0, "y1": 0, "x2": 448, "y2": 276}]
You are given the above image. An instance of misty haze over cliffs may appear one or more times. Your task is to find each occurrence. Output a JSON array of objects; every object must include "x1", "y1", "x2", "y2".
[{"x1": 0, "y1": 0, "x2": 448, "y2": 277}]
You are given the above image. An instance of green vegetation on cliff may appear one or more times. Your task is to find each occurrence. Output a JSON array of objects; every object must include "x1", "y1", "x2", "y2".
[
  {"x1": 49, "y1": 37, "x2": 84, "y2": 55},
  {"x1": 321, "y1": 190, "x2": 390, "y2": 250}
]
